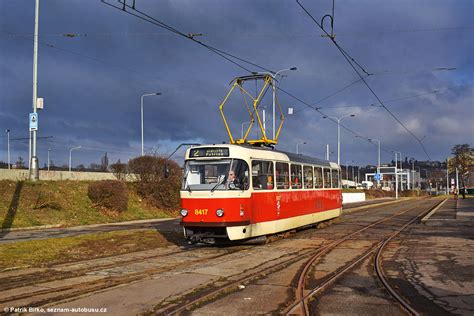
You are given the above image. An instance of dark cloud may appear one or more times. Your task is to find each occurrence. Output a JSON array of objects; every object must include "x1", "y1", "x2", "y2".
[{"x1": 1, "y1": 0, "x2": 472, "y2": 168}]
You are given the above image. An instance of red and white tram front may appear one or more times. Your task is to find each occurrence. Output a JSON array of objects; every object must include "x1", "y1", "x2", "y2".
[
  {"x1": 180, "y1": 144, "x2": 342, "y2": 244},
  {"x1": 180, "y1": 145, "x2": 252, "y2": 244}
]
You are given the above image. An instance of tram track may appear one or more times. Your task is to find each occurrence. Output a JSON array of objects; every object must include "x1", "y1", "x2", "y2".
[
  {"x1": 0, "y1": 246, "x2": 251, "y2": 310},
  {"x1": 283, "y1": 198, "x2": 444, "y2": 316},
  {"x1": 0, "y1": 198, "x2": 409, "y2": 296},
  {"x1": 153, "y1": 198, "x2": 434, "y2": 315},
  {"x1": 1, "y1": 198, "x2": 427, "y2": 314}
]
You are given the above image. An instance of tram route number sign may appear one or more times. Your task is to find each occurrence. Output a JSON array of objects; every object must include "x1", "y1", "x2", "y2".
[{"x1": 190, "y1": 147, "x2": 229, "y2": 158}]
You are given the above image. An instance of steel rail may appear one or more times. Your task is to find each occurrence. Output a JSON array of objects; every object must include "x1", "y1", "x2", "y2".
[
  {"x1": 161, "y1": 200, "x2": 421, "y2": 315},
  {"x1": 374, "y1": 198, "x2": 447, "y2": 315},
  {"x1": 284, "y1": 202, "x2": 424, "y2": 315},
  {"x1": 285, "y1": 198, "x2": 444, "y2": 315}
]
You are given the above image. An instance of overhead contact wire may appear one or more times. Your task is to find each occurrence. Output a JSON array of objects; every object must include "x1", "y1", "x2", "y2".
[{"x1": 295, "y1": 0, "x2": 431, "y2": 160}]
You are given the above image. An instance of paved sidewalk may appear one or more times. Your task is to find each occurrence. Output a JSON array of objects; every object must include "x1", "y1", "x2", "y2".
[{"x1": 389, "y1": 197, "x2": 474, "y2": 315}]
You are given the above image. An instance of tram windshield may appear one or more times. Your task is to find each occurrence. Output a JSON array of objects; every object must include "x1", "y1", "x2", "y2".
[{"x1": 182, "y1": 159, "x2": 249, "y2": 191}]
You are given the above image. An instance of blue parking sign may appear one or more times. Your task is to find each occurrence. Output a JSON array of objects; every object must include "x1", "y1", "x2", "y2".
[{"x1": 29, "y1": 113, "x2": 38, "y2": 131}]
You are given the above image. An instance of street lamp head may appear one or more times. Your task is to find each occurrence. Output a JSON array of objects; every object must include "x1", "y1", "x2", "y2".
[
  {"x1": 290, "y1": 67, "x2": 297, "y2": 71},
  {"x1": 350, "y1": 114, "x2": 355, "y2": 117},
  {"x1": 322, "y1": 116, "x2": 328, "y2": 119},
  {"x1": 5, "y1": 129, "x2": 10, "y2": 133},
  {"x1": 155, "y1": 92, "x2": 162, "y2": 95}
]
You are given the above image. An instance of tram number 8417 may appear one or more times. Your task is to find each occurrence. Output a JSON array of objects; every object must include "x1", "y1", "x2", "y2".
[{"x1": 194, "y1": 209, "x2": 208, "y2": 215}]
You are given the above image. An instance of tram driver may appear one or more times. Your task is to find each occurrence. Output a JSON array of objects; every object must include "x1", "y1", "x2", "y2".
[{"x1": 226, "y1": 170, "x2": 238, "y2": 189}]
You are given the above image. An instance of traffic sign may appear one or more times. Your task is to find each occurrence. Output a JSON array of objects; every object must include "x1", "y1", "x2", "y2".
[
  {"x1": 29, "y1": 113, "x2": 38, "y2": 131},
  {"x1": 374, "y1": 173, "x2": 382, "y2": 181}
]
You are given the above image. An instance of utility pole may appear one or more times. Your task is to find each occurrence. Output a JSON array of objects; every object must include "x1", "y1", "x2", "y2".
[
  {"x1": 5, "y1": 129, "x2": 10, "y2": 169},
  {"x1": 368, "y1": 138, "x2": 381, "y2": 187},
  {"x1": 394, "y1": 152, "x2": 399, "y2": 199},
  {"x1": 270, "y1": 67, "x2": 297, "y2": 139},
  {"x1": 140, "y1": 92, "x2": 161, "y2": 156},
  {"x1": 47, "y1": 148, "x2": 51, "y2": 171},
  {"x1": 69, "y1": 146, "x2": 82, "y2": 172},
  {"x1": 29, "y1": 0, "x2": 40, "y2": 181},
  {"x1": 296, "y1": 141, "x2": 306, "y2": 154},
  {"x1": 323, "y1": 114, "x2": 355, "y2": 165},
  {"x1": 446, "y1": 158, "x2": 449, "y2": 195}
]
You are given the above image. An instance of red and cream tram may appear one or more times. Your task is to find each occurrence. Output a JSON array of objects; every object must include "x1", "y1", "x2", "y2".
[{"x1": 180, "y1": 144, "x2": 342, "y2": 244}]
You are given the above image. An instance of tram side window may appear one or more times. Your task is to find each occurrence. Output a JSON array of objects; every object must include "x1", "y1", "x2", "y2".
[
  {"x1": 303, "y1": 166, "x2": 313, "y2": 189},
  {"x1": 291, "y1": 164, "x2": 303, "y2": 189},
  {"x1": 323, "y1": 168, "x2": 332, "y2": 188},
  {"x1": 276, "y1": 162, "x2": 290, "y2": 189},
  {"x1": 252, "y1": 160, "x2": 274, "y2": 190},
  {"x1": 331, "y1": 169, "x2": 340, "y2": 188},
  {"x1": 314, "y1": 167, "x2": 323, "y2": 188}
]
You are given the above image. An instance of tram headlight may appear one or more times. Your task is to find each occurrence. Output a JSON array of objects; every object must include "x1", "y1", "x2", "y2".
[
  {"x1": 216, "y1": 209, "x2": 224, "y2": 217},
  {"x1": 180, "y1": 209, "x2": 188, "y2": 217}
]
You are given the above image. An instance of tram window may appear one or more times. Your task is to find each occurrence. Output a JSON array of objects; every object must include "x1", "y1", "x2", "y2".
[
  {"x1": 314, "y1": 167, "x2": 323, "y2": 188},
  {"x1": 323, "y1": 168, "x2": 332, "y2": 188},
  {"x1": 331, "y1": 169, "x2": 340, "y2": 188},
  {"x1": 276, "y1": 162, "x2": 289, "y2": 189},
  {"x1": 252, "y1": 160, "x2": 274, "y2": 190},
  {"x1": 182, "y1": 159, "x2": 249, "y2": 191},
  {"x1": 303, "y1": 166, "x2": 313, "y2": 189},
  {"x1": 291, "y1": 164, "x2": 303, "y2": 189}
]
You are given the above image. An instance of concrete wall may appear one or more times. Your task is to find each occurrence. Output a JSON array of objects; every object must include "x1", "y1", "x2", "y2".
[
  {"x1": 342, "y1": 192, "x2": 366, "y2": 204},
  {"x1": 0, "y1": 169, "x2": 120, "y2": 181}
]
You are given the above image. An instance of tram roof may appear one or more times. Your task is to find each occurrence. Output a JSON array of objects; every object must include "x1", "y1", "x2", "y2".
[
  {"x1": 187, "y1": 144, "x2": 336, "y2": 168},
  {"x1": 281, "y1": 151, "x2": 332, "y2": 167}
]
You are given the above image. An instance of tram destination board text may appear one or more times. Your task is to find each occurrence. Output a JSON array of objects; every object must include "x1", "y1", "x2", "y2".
[{"x1": 190, "y1": 147, "x2": 230, "y2": 158}]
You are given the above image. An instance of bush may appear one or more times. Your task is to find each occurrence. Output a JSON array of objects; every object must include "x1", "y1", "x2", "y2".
[
  {"x1": 88, "y1": 180, "x2": 129, "y2": 212},
  {"x1": 110, "y1": 161, "x2": 128, "y2": 181},
  {"x1": 128, "y1": 156, "x2": 182, "y2": 209}
]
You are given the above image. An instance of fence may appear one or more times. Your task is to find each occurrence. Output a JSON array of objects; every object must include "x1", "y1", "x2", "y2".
[{"x1": 0, "y1": 169, "x2": 121, "y2": 181}]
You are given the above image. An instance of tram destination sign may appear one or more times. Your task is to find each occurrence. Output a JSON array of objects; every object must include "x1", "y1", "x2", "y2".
[{"x1": 190, "y1": 147, "x2": 230, "y2": 158}]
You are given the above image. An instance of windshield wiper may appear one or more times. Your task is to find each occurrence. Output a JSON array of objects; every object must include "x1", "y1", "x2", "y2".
[
  {"x1": 183, "y1": 170, "x2": 192, "y2": 192},
  {"x1": 211, "y1": 175, "x2": 227, "y2": 193}
]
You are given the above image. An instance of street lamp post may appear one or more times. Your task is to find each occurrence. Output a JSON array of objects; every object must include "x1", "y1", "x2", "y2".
[
  {"x1": 393, "y1": 151, "x2": 399, "y2": 199},
  {"x1": 5, "y1": 129, "x2": 10, "y2": 169},
  {"x1": 30, "y1": 0, "x2": 40, "y2": 181},
  {"x1": 47, "y1": 148, "x2": 51, "y2": 171},
  {"x1": 272, "y1": 67, "x2": 297, "y2": 139},
  {"x1": 368, "y1": 138, "x2": 381, "y2": 186},
  {"x1": 394, "y1": 151, "x2": 402, "y2": 191},
  {"x1": 69, "y1": 146, "x2": 82, "y2": 172},
  {"x1": 345, "y1": 160, "x2": 354, "y2": 186},
  {"x1": 141, "y1": 92, "x2": 161, "y2": 156},
  {"x1": 323, "y1": 114, "x2": 355, "y2": 165},
  {"x1": 296, "y1": 141, "x2": 306, "y2": 154},
  {"x1": 256, "y1": 67, "x2": 297, "y2": 139}
]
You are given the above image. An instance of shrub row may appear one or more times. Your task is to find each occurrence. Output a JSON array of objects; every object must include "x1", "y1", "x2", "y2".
[{"x1": 88, "y1": 180, "x2": 129, "y2": 212}]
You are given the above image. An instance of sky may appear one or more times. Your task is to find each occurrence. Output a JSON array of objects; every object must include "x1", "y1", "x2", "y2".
[{"x1": 0, "y1": 0, "x2": 473, "y2": 168}]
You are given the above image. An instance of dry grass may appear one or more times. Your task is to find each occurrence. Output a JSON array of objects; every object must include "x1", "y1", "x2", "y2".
[
  {"x1": 0, "y1": 180, "x2": 174, "y2": 229},
  {"x1": 0, "y1": 229, "x2": 172, "y2": 270}
]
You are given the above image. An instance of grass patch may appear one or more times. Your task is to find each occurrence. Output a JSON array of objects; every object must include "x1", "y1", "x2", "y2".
[
  {"x1": 0, "y1": 180, "x2": 175, "y2": 229},
  {"x1": 0, "y1": 229, "x2": 172, "y2": 270}
]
